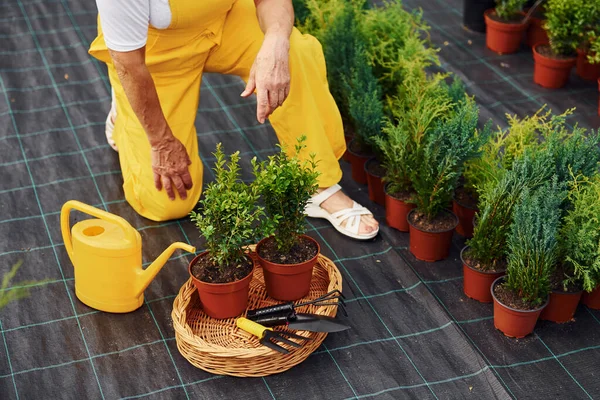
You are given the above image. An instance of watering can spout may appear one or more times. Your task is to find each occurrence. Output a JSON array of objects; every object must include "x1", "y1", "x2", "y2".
[{"x1": 135, "y1": 242, "x2": 196, "y2": 296}]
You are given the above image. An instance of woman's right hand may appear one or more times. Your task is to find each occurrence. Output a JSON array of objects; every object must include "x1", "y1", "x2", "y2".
[{"x1": 150, "y1": 135, "x2": 193, "y2": 201}]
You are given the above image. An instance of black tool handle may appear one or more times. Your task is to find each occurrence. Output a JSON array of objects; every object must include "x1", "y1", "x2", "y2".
[
  {"x1": 247, "y1": 303, "x2": 294, "y2": 318},
  {"x1": 250, "y1": 314, "x2": 291, "y2": 327}
]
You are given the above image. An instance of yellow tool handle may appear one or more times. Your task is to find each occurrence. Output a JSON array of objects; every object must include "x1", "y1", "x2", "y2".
[{"x1": 236, "y1": 317, "x2": 271, "y2": 339}]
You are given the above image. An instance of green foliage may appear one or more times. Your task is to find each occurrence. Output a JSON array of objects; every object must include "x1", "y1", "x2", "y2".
[
  {"x1": 292, "y1": 0, "x2": 311, "y2": 26},
  {"x1": 253, "y1": 137, "x2": 320, "y2": 254},
  {"x1": 410, "y1": 97, "x2": 490, "y2": 220},
  {"x1": 295, "y1": 0, "x2": 366, "y2": 40},
  {"x1": 545, "y1": 126, "x2": 600, "y2": 185},
  {"x1": 505, "y1": 178, "x2": 565, "y2": 306},
  {"x1": 190, "y1": 144, "x2": 274, "y2": 268},
  {"x1": 1, "y1": 261, "x2": 48, "y2": 310},
  {"x1": 560, "y1": 175, "x2": 600, "y2": 292},
  {"x1": 544, "y1": 0, "x2": 598, "y2": 56},
  {"x1": 587, "y1": 31, "x2": 600, "y2": 64},
  {"x1": 440, "y1": 77, "x2": 467, "y2": 106},
  {"x1": 495, "y1": 0, "x2": 527, "y2": 20}
]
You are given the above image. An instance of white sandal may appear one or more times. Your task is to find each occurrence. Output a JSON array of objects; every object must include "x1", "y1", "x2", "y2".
[
  {"x1": 105, "y1": 88, "x2": 118, "y2": 152},
  {"x1": 305, "y1": 184, "x2": 379, "y2": 240}
]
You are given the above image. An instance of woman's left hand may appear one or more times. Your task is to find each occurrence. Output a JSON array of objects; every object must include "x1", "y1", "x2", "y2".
[{"x1": 241, "y1": 32, "x2": 291, "y2": 124}]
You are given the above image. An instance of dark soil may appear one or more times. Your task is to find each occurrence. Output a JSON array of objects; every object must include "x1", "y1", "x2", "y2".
[
  {"x1": 409, "y1": 210, "x2": 456, "y2": 232},
  {"x1": 488, "y1": 11, "x2": 525, "y2": 24},
  {"x1": 536, "y1": 44, "x2": 576, "y2": 60},
  {"x1": 258, "y1": 236, "x2": 318, "y2": 265},
  {"x1": 454, "y1": 186, "x2": 479, "y2": 210},
  {"x1": 365, "y1": 158, "x2": 387, "y2": 177},
  {"x1": 463, "y1": 249, "x2": 507, "y2": 273},
  {"x1": 388, "y1": 190, "x2": 413, "y2": 202},
  {"x1": 494, "y1": 283, "x2": 541, "y2": 311},
  {"x1": 549, "y1": 264, "x2": 582, "y2": 293},
  {"x1": 348, "y1": 138, "x2": 374, "y2": 158},
  {"x1": 191, "y1": 254, "x2": 253, "y2": 284}
]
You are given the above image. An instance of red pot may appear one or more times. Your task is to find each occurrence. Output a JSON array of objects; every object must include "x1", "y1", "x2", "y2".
[
  {"x1": 576, "y1": 49, "x2": 600, "y2": 81},
  {"x1": 342, "y1": 133, "x2": 353, "y2": 162},
  {"x1": 484, "y1": 9, "x2": 528, "y2": 54},
  {"x1": 540, "y1": 289, "x2": 582, "y2": 323},
  {"x1": 597, "y1": 79, "x2": 600, "y2": 117},
  {"x1": 452, "y1": 196, "x2": 478, "y2": 238},
  {"x1": 526, "y1": 16, "x2": 548, "y2": 48},
  {"x1": 384, "y1": 185, "x2": 415, "y2": 232},
  {"x1": 408, "y1": 209, "x2": 458, "y2": 262},
  {"x1": 365, "y1": 158, "x2": 386, "y2": 206},
  {"x1": 461, "y1": 246, "x2": 505, "y2": 303},
  {"x1": 256, "y1": 235, "x2": 320, "y2": 301},
  {"x1": 346, "y1": 138, "x2": 370, "y2": 185},
  {"x1": 492, "y1": 277, "x2": 548, "y2": 338},
  {"x1": 533, "y1": 45, "x2": 577, "y2": 89},
  {"x1": 582, "y1": 286, "x2": 600, "y2": 310},
  {"x1": 189, "y1": 252, "x2": 255, "y2": 320}
]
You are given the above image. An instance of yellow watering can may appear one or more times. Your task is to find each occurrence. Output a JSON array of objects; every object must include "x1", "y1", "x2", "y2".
[{"x1": 61, "y1": 200, "x2": 195, "y2": 313}]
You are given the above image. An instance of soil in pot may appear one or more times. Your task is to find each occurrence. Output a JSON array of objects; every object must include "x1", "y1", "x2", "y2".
[
  {"x1": 408, "y1": 209, "x2": 458, "y2": 262},
  {"x1": 189, "y1": 253, "x2": 255, "y2": 319},
  {"x1": 540, "y1": 266, "x2": 582, "y2": 323},
  {"x1": 582, "y1": 285, "x2": 600, "y2": 310},
  {"x1": 365, "y1": 158, "x2": 387, "y2": 206},
  {"x1": 492, "y1": 277, "x2": 548, "y2": 338},
  {"x1": 576, "y1": 49, "x2": 600, "y2": 81},
  {"x1": 385, "y1": 187, "x2": 415, "y2": 232},
  {"x1": 346, "y1": 139, "x2": 373, "y2": 185},
  {"x1": 462, "y1": 0, "x2": 496, "y2": 33},
  {"x1": 533, "y1": 44, "x2": 577, "y2": 89},
  {"x1": 462, "y1": 246, "x2": 506, "y2": 303},
  {"x1": 453, "y1": 186, "x2": 478, "y2": 238},
  {"x1": 257, "y1": 235, "x2": 319, "y2": 301},
  {"x1": 484, "y1": 10, "x2": 528, "y2": 54}
]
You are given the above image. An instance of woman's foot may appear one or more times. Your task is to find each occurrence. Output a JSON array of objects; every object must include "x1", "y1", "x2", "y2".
[{"x1": 318, "y1": 188, "x2": 379, "y2": 235}]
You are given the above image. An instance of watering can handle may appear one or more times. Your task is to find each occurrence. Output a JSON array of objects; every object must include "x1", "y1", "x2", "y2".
[{"x1": 60, "y1": 200, "x2": 138, "y2": 261}]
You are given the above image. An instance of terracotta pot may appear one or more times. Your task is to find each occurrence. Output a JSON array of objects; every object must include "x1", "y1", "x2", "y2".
[
  {"x1": 384, "y1": 184, "x2": 415, "y2": 232},
  {"x1": 452, "y1": 194, "x2": 478, "y2": 238},
  {"x1": 540, "y1": 289, "x2": 582, "y2": 323},
  {"x1": 484, "y1": 9, "x2": 528, "y2": 54},
  {"x1": 462, "y1": 0, "x2": 496, "y2": 33},
  {"x1": 492, "y1": 277, "x2": 548, "y2": 338},
  {"x1": 408, "y1": 209, "x2": 458, "y2": 262},
  {"x1": 365, "y1": 157, "x2": 386, "y2": 206},
  {"x1": 342, "y1": 133, "x2": 353, "y2": 162},
  {"x1": 461, "y1": 246, "x2": 506, "y2": 303},
  {"x1": 533, "y1": 45, "x2": 576, "y2": 89},
  {"x1": 576, "y1": 49, "x2": 600, "y2": 81},
  {"x1": 189, "y1": 252, "x2": 255, "y2": 320},
  {"x1": 582, "y1": 286, "x2": 600, "y2": 310},
  {"x1": 256, "y1": 235, "x2": 320, "y2": 301},
  {"x1": 526, "y1": 17, "x2": 548, "y2": 48},
  {"x1": 346, "y1": 138, "x2": 371, "y2": 185}
]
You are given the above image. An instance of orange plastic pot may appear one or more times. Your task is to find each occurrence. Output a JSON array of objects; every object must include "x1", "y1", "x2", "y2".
[
  {"x1": 484, "y1": 10, "x2": 528, "y2": 54},
  {"x1": 256, "y1": 235, "x2": 320, "y2": 301},
  {"x1": 408, "y1": 209, "x2": 458, "y2": 262},
  {"x1": 365, "y1": 158, "x2": 386, "y2": 206},
  {"x1": 540, "y1": 289, "x2": 582, "y2": 323},
  {"x1": 582, "y1": 286, "x2": 600, "y2": 310},
  {"x1": 461, "y1": 246, "x2": 505, "y2": 303},
  {"x1": 526, "y1": 16, "x2": 548, "y2": 48},
  {"x1": 189, "y1": 252, "x2": 255, "y2": 320},
  {"x1": 346, "y1": 138, "x2": 370, "y2": 185},
  {"x1": 452, "y1": 195, "x2": 478, "y2": 238},
  {"x1": 576, "y1": 49, "x2": 600, "y2": 81},
  {"x1": 384, "y1": 185, "x2": 415, "y2": 232},
  {"x1": 492, "y1": 277, "x2": 548, "y2": 338},
  {"x1": 342, "y1": 133, "x2": 353, "y2": 162},
  {"x1": 533, "y1": 45, "x2": 576, "y2": 89}
]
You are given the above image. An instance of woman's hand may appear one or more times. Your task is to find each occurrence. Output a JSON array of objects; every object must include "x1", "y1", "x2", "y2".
[
  {"x1": 151, "y1": 135, "x2": 193, "y2": 201},
  {"x1": 241, "y1": 32, "x2": 291, "y2": 123}
]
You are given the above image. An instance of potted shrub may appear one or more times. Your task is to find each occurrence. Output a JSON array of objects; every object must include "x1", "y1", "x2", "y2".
[
  {"x1": 492, "y1": 178, "x2": 564, "y2": 338},
  {"x1": 484, "y1": 0, "x2": 529, "y2": 54},
  {"x1": 189, "y1": 145, "x2": 272, "y2": 319},
  {"x1": 463, "y1": 0, "x2": 496, "y2": 32},
  {"x1": 577, "y1": 30, "x2": 600, "y2": 81},
  {"x1": 587, "y1": 35, "x2": 600, "y2": 115},
  {"x1": 253, "y1": 137, "x2": 321, "y2": 301},
  {"x1": 525, "y1": 1, "x2": 549, "y2": 47}
]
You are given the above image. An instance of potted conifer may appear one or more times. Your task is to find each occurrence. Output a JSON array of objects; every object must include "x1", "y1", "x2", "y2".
[
  {"x1": 492, "y1": 178, "x2": 564, "y2": 338},
  {"x1": 484, "y1": 0, "x2": 529, "y2": 54},
  {"x1": 189, "y1": 145, "x2": 273, "y2": 319},
  {"x1": 253, "y1": 137, "x2": 321, "y2": 301}
]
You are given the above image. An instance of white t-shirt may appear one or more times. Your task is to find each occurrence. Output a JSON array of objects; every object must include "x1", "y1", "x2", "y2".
[{"x1": 95, "y1": 0, "x2": 172, "y2": 52}]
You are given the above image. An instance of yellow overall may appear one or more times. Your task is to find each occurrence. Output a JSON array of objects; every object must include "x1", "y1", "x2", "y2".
[{"x1": 89, "y1": 0, "x2": 345, "y2": 222}]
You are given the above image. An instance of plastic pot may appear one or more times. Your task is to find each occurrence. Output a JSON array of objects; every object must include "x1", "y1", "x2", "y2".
[
  {"x1": 598, "y1": 79, "x2": 600, "y2": 117},
  {"x1": 461, "y1": 246, "x2": 506, "y2": 303},
  {"x1": 526, "y1": 16, "x2": 548, "y2": 48},
  {"x1": 189, "y1": 252, "x2": 255, "y2": 320},
  {"x1": 533, "y1": 45, "x2": 576, "y2": 89},
  {"x1": 492, "y1": 276, "x2": 548, "y2": 338},
  {"x1": 342, "y1": 132, "x2": 353, "y2": 162},
  {"x1": 484, "y1": 10, "x2": 528, "y2": 54},
  {"x1": 256, "y1": 235, "x2": 320, "y2": 301},
  {"x1": 452, "y1": 194, "x2": 478, "y2": 238},
  {"x1": 540, "y1": 289, "x2": 582, "y2": 323},
  {"x1": 582, "y1": 285, "x2": 600, "y2": 310},
  {"x1": 408, "y1": 209, "x2": 458, "y2": 262},
  {"x1": 576, "y1": 49, "x2": 600, "y2": 81},
  {"x1": 346, "y1": 138, "x2": 371, "y2": 185},
  {"x1": 365, "y1": 157, "x2": 386, "y2": 206},
  {"x1": 462, "y1": 0, "x2": 495, "y2": 33},
  {"x1": 384, "y1": 184, "x2": 415, "y2": 232}
]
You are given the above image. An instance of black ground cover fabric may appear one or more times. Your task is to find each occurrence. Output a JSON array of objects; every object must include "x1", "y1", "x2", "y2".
[{"x1": 0, "y1": 0, "x2": 598, "y2": 399}]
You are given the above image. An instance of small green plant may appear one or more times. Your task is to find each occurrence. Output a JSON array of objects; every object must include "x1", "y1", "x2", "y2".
[
  {"x1": 1, "y1": 261, "x2": 48, "y2": 310},
  {"x1": 253, "y1": 136, "x2": 320, "y2": 254},
  {"x1": 544, "y1": 0, "x2": 598, "y2": 56},
  {"x1": 190, "y1": 144, "x2": 273, "y2": 268},
  {"x1": 295, "y1": 0, "x2": 366, "y2": 41},
  {"x1": 560, "y1": 174, "x2": 600, "y2": 292},
  {"x1": 505, "y1": 177, "x2": 565, "y2": 306},
  {"x1": 587, "y1": 31, "x2": 600, "y2": 64},
  {"x1": 494, "y1": 0, "x2": 527, "y2": 20}
]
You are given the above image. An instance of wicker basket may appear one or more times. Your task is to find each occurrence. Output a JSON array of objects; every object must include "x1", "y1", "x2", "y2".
[{"x1": 172, "y1": 249, "x2": 343, "y2": 377}]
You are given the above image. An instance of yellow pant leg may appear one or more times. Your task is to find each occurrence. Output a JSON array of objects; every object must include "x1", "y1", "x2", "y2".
[{"x1": 204, "y1": 0, "x2": 345, "y2": 187}]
